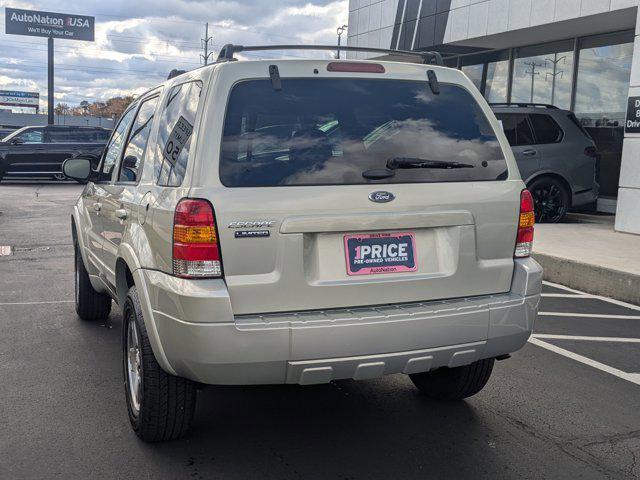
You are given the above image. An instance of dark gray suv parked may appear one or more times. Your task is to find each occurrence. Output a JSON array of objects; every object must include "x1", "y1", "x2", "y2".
[{"x1": 491, "y1": 103, "x2": 599, "y2": 223}]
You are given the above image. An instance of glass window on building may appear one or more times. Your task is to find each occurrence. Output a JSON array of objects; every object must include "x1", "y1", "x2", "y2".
[
  {"x1": 460, "y1": 50, "x2": 509, "y2": 103},
  {"x1": 512, "y1": 40, "x2": 575, "y2": 109},
  {"x1": 574, "y1": 31, "x2": 634, "y2": 198},
  {"x1": 484, "y1": 53, "x2": 509, "y2": 103},
  {"x1": 461, "y1": 64, "x2": 483, "y2": 91}
]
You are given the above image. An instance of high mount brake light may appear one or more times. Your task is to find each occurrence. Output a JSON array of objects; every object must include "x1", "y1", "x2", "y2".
[
  {"x1": 173, "y1": 198, "x2": 222, "y2": 278},
  {"x1": 327, "y1": 62, "x2": 385, "y2": 73},
  {"x1": 515, "y1": 189, "x2": 535, "y2": 258}
]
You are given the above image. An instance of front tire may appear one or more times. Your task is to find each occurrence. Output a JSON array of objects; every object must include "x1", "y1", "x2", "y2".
[
  {"x1": 409, "y1": 358, "x2": 494, "y2": 401},
  {"x1": 74, "y1": 243, "x2": 111, "y2": 321},
  {"x1": 123, "y1": 286, "x2": 197, "y2": 442}
]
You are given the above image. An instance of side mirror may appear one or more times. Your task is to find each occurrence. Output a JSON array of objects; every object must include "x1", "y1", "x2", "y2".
[{"x1": 62, "y1": 157, "x2": 92, "y2": 182}]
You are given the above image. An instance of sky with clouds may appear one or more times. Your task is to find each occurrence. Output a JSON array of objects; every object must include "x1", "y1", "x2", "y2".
[{"x1": 0, "y1": 0, "x2": 348, "y2": 111}]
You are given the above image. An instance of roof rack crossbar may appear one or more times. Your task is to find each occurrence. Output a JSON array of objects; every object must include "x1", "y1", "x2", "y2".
[
  {"x1": 216, "y1": 44, "x2": 444, "y2": 65},
  {"x1": 489, "y1": 102, "x2": 559, "y2": 109}
]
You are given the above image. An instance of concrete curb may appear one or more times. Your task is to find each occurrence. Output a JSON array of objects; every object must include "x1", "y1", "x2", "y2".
[{"x1": 533, "y1": 253, "x2": 640, "y2": 305}]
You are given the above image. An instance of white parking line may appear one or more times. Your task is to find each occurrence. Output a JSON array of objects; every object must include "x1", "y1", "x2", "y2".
[
  {"x1": 532, "y1": 334, "x2": 640, "y2": 343},
  {"x1": 528, "y1": 337, "x2": 640, "y2": 386},
  {"x1": 542, "y1": 281, "x2": 590, "y2": 295},
  {"x1": 543, "y1": 281, "x2": 640, "y2": 312},
  {"x1": 538, "y1": 312, "x2": 640, "y2": 320},
  {"x1": 541, "y1": 293, "x2": 590, "y2": 298},
  {"x1": 0, "y1": 300, "x2": 74, "y2": 306}
]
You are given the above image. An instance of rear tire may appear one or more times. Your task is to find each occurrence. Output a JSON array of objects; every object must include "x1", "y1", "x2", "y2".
[
  {"x1": 123, "y1": 286, "x2": 197, "y2": 442},
  {"x1": 74, "y1": 243, "x2": 111, "y2": 321},
  {"x1": 528, "y1": 176, "x2": 570, "y2": 223},
  {"x1": 409, "y1": 358, "x2": 495, "y2": 401}
]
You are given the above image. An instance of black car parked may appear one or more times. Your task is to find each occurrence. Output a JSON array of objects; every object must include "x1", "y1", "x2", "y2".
[{"x1": 0, "y1": 125, "x2": 111, "y2": 181}]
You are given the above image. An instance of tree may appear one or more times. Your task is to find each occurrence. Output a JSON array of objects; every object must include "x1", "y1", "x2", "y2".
[
  {"x1": 64, "y1": 96, "x2": 136, "y2": 119},
  {"x1": 79, "y1": 100, "x2": 90, "y2": 115},
  {"x1": 54, "y1": 102, "x2": 71, "y2": 115}
]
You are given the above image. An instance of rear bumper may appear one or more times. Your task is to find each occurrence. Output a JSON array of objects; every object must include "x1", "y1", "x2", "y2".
[{"x1": 135, "y1": 258, "x2": 542, "y2": 385}]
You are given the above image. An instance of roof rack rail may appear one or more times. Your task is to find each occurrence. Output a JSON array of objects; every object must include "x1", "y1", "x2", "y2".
[
  {"x1": 216, "y1": 44, "x2": 444, "y2": 66},
  {"x1": 489, "y1": 102, "x2": 559, "y2": 109}
]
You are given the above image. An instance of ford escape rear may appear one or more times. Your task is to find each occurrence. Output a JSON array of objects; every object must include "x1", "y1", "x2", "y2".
[{"x1": 65, "y1": 45, "x2": 542, "y2": 442}]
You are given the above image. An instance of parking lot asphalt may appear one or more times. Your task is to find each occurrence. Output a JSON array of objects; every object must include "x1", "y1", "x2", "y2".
[{"x1": 1, "y1": 182, "x2": 639, "y2": 480}]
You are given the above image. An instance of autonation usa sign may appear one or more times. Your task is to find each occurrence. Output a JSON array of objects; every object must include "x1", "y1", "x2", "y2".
[
  {"x1": 5, "y1": 7, "x2": 95, "y2": 41},
  {"x1": 0, "y1": 90, "x2": 39, "y2": 108}
]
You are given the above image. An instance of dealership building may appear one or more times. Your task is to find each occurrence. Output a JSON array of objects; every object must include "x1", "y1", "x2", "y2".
[{"x1": 347, "y1": 0, "x2": 640, "y2": 234}]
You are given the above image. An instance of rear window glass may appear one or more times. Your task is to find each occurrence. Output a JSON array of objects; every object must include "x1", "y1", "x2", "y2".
[{"x1": 220, "y1": 79, "x2": 507, "y2": 187}]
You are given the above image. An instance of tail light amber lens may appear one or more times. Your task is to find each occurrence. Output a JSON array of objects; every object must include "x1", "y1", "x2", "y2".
[
  {"x1": 515, "y1": 189, "x2": 535, "y2": 258},
  {"x1": 173, "y1": 199, "x2": 222, "y2": 278}
]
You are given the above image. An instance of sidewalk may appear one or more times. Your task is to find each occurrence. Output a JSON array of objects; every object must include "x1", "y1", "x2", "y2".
[{"x1": 533, "y1": 213, "x2": 640, "y2": 305}]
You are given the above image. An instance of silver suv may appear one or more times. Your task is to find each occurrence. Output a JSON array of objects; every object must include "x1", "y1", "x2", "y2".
[{"x1": 64, "y1": 45, "x2": 542, "y2": 442}]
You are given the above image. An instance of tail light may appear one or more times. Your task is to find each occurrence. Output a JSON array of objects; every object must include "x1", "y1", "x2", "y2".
[
  {"x1": 173, "y1": 198, "x2": 222, "y2": 278},
  {"x1": 515, "y1": 189, "x2": 535, "y2": 258},
  {"x1": 584, "y1": 146, "x2": 598, "y2": 158}
]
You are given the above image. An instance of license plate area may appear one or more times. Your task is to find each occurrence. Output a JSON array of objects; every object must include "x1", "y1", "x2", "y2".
[{"x1": 344, "y1": 232, "x2": 417, "y2": 276}]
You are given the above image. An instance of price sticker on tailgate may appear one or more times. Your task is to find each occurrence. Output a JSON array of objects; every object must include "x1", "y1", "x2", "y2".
[{"x1": 344, "y1": 232, "x2": 417, "y2": 275}]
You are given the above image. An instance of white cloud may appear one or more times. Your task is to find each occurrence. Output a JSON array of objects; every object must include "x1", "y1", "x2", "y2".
[{"x1": 0, "y1": 0, "x2": 349, "y2": 111}]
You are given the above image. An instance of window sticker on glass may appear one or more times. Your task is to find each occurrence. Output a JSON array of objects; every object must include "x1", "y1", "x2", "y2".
[{"x1": 163, "y1": 115, "x2": 194, "y2": 165}]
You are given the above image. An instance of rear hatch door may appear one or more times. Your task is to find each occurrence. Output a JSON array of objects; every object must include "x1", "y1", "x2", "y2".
[{"x1": 195, "y1": 61, "x2": 522, "y2": 316}]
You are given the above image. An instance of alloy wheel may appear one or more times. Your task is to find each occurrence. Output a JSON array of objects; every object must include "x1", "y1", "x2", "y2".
[
  {"x1": 530, "y1": 182, "x2": 567, "y2": 223},
  {"x1": 126, "y1": 313, "x2": 143, "y2": 416}
]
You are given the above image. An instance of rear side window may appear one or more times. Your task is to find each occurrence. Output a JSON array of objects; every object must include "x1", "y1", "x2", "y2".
[
  {"x1": 47, "y1": 129, "x2": 72, "y2": 143},
  {"x1": 220, "y1": 79, "x2": 507, "y2": 187},
  {"x1": 49, "y1": 128, "x2": 110, "y2": 143},
  {"x1": 118, "y1": 96, "x2": 159, "y2": 183},
  {"x1": 495, "y1": 113, "x2": 534, "y2": 146},
  {"x1": 96, "y1": 129, "x2": 112, "y2": 142},
  {"x1": 48, "y1": 129, "x2": 88, "y2": 142},
  {"x1": 154, "y1": 81, "x2": 202, "y2": 186},
  {"x1": 529, "y1": 114, "x2": 563, "y2": 144}
]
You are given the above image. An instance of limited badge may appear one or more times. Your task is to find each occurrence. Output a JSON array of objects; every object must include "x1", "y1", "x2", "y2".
[{"x1": 235, "y1": 230, "x2": 270, "y2": 238}]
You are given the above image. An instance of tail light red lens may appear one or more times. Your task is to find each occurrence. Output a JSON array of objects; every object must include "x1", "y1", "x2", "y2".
[
  {"x1": 327, "y1": 62, "x2": 385, "y2": 73},
  {"x1": 515, "y1": 189, "x2": 535, "y2": 258},
  {"x1": 173, "y1": 199, "x2": 222, "y2": 278}
]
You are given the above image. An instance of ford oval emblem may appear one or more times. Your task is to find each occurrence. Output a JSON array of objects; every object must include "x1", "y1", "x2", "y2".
[{"x1": 369, "y1": 191, "x2": 395, "y2": 203}]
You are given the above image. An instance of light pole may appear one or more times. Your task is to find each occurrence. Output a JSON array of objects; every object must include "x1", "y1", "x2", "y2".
[
  {"x1": 545, "y1": 54, "x2": 566, "y2": 106},
  {"x1": 524, "y1": 61, "x2": 544, "y2": 103},
  {"x1": 337, "y1": 25, "x2": 348, "y2": 59}
]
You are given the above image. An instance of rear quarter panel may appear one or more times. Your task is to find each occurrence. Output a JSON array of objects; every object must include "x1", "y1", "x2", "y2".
[{"x1": 538, "y1": 114, "x2": 596, "y2": 197}]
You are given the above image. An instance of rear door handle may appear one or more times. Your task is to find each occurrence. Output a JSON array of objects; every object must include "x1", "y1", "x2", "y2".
[
  {"x1": 115, "y1": 209, "x2": 128, "y2": 220},
  {"x1": 93, "y1": 202, "x2": 101, "y2": 212},
  {"x1": 522, "y1": 149, "x2": 538, "y2": 157}
]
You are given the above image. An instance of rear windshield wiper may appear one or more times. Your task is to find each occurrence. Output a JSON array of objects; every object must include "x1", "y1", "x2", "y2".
[{"x1": 386, "y1": 157, "x2": 475, "y2": 170}]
